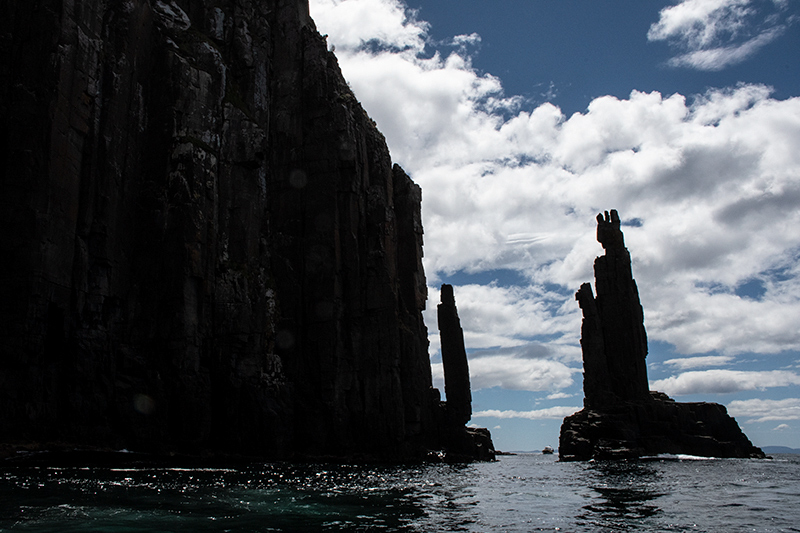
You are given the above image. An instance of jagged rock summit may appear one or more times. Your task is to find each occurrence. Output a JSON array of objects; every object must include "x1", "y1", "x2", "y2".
[
  {"x1": 0, "y1": 0, "x2": 491, "y2": 462},
  {"x1": 559, "y1": 210, "x2": 765, "y2": 461}
]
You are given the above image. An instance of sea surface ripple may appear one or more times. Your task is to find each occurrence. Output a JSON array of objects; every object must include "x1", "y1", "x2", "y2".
[{"x1": 2, "y1": 453, "x2": 799, "y2": 532}]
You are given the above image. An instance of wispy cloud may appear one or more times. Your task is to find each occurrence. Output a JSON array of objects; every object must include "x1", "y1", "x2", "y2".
[
  {"x1": 547, "y1": 391, "x2": 575, "y2": 400},
  {"x1": 651, "y1": 370, "x2": 800, "y2": 396},
  {"x1": 473, "y1": 406, "x2": 582, "y2": 420},
  {"x1": 648, "y1": 0, "x2": 793, "y2": 70},
  {"x1": 727, "y1": 398, "x2": 800, "y2": 422},
  {"x1": 663, "y1": 355, "x2": 735, "y2": 370},
  {"x1": 665, "y1": 27, "x2": 783, "y2": 70}
]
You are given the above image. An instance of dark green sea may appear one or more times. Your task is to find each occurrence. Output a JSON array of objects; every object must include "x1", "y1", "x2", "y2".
[{"x1": 2, "y1": 453, "x2": 799, "y2": 532}]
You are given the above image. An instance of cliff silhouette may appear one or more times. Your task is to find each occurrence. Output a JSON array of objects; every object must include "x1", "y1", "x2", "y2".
[
  {"x1": 0, "y1": 0, "x2": 492, "y2": 462},
  {"x1": 559, "y1": 211, "x2": 765, "y2": 461}
]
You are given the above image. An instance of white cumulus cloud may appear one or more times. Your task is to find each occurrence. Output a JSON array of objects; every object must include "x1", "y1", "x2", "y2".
[
  {"x1": 425, "y1": 284, "x2": 582, "y2": 357},
  {"x1": 310, "y1": 0, "x2": 800, "y2": 395},
  {"x1": 432, "y1": 355, "x2": 576, "y2": 393},
  {"x1": 311, "y1": 0, "x2": 427, "y2": 51}
]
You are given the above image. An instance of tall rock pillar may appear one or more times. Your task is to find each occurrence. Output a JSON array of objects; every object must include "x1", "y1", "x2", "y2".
[
  {"x1": 435, "y1": 284, "x2": 494, "y2": 461},
  {"x1": 581, "y1": 210, "x2": 649, "y2": 405},
  {"x1": 437, "y1": 284, "x2": 472, "y2": 427}
]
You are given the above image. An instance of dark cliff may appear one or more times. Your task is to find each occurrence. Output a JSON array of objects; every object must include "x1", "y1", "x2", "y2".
[
  {"x1": 559, "y1": 211, "x2": 764, "y2": 461},
  {"x1": 0, "y1": 0, "x2": 471, "y2": 461}
]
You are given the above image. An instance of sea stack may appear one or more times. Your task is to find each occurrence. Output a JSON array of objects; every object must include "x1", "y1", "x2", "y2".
[
  {"x1": 559, "y1": 211, "x2": 765, "y2": 461},
  {"x1": 0, "y1": 0, "x2": 487, "y2": 462},
  {"x1": 438, "y1": 284, "x2": 472, "y2": 426},
  {"x1": 436, "y1": 285, "x2": 495, "y2": 461}
]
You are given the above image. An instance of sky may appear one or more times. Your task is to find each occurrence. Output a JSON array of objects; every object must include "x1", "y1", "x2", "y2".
[{"x1": 308, "y1": 0, "x2": 800, "y2": 452}]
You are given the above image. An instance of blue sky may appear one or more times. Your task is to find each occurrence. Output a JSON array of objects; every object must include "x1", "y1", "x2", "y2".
[{"x1": 309, "y1": 0, "x2": 800, "y2": 452}]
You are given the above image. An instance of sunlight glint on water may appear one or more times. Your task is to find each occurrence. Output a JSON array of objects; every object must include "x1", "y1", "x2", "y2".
[{"x1": 2, "y1": 454, "x2": 800, "y2": 532}]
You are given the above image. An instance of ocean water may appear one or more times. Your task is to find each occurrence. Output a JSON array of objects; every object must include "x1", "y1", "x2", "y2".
[{"x1": 1, "y1": 453, "x2": 799, "y2": 532}]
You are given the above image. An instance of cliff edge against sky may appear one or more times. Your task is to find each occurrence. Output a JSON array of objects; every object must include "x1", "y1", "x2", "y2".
[{"x1": 0, "y1": 0, "x2": 491, "y2": 461}]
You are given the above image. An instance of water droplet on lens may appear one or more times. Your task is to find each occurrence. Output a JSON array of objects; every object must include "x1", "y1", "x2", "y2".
[{"x1": 133, "y1": 394, "x2": 155, "y2": 415}]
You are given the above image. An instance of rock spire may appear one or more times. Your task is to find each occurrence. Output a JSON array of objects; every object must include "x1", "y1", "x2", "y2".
[
  {"x1": 438, "y1": 284, "x2": 472, "y2": 426},
  {"x1": 435, "y1": 284, "x2": 494, "y2": 461},
  {"x1": 559, "y1": 211, "x2": 765, "y2": 461},
  {"x1": 577, "y1": 210, "x2": 649, "y2": 407}
]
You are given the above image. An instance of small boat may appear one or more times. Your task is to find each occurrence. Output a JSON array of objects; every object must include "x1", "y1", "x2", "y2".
[{"x1": 542, "y1": 446, "x2": 554, "y2": 454}]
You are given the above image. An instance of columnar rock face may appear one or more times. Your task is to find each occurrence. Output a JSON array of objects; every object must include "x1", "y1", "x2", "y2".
[
  {"x1": 0, "y1": 0, "x2": 452, "y2": 460},
  {"x1": 437, "y1": 284, "x2": 471, "y2": 426},
  {"x1": 577, "y1": 210, "x2": 649, "y2": 408},
  {"x1": 560, "y1": 211, "x2": 765, "y2": 461}
]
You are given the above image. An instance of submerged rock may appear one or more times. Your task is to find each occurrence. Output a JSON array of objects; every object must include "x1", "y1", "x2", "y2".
[{"x1": 559, "y1": 211, "x2": 764, "y2": 461}]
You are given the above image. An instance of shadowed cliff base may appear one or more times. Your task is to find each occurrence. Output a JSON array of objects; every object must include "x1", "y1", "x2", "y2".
[
  {"x1": 0, "y1": 0, "x2": 490, "y2": 463},
  {"x1": 559, "y1": 211, "x2": 764, "y2": 461}
]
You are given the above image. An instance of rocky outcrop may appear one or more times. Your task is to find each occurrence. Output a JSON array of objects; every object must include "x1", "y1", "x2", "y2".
[
  {"x1": 559, "y1": 211, "x2": 764, "y2": 461},
  {"x1": 0, "y1": 0, "x2": 478, "y2": 461},
  {"x1": 435, "y1": 284, "x2": 494, "y2": 461}
]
